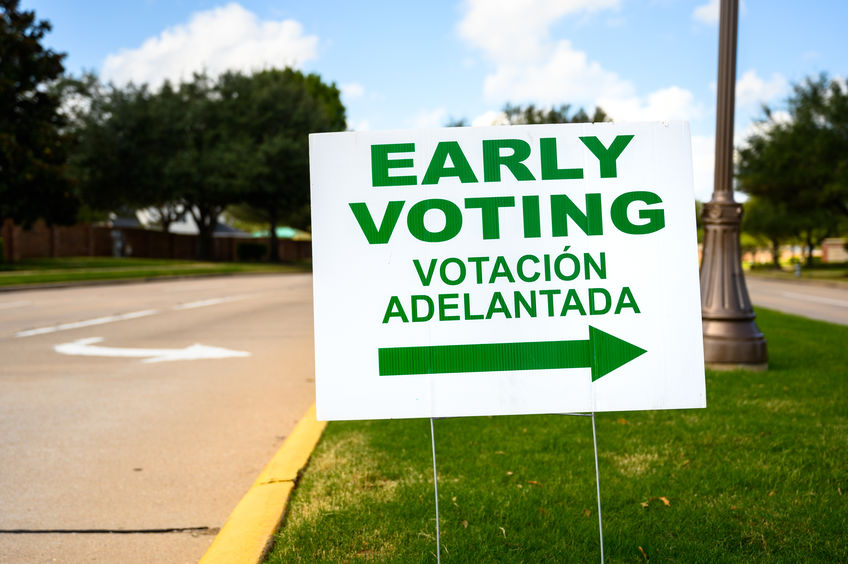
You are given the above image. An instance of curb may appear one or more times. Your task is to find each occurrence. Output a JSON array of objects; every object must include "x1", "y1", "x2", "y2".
[
  {"x1": 198, "y1": 403, "x2": 326, "y2": 564},
  {"x1": 0, "y1": 270, "x2": 309, "y2": 293}
]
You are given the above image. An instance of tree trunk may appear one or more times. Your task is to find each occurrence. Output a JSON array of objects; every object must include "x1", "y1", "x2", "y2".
[
  {"x1": 771, "y1": 239, "x2": 781, "y2": 269},
  {"x1": 156, "y1": 204, "x2": 183, "y2": 233},
  {"x1": 190, "y1": 206, "x2": 218, "y2": 261},
  {"x1": 268, "y1": 215, "x2": 279, "y2": 262},
  {"x1": 805, "y1": 232, "x2": 814, "y2": 267},
  {"x1": 158, "y1": 206, "x2": 172, "y2": 233}
]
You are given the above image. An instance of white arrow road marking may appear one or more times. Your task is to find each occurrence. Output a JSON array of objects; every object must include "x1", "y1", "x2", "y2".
[
  {"x1": 54, "y1": 337, "x2": 251, "y2": 363},
  {"x1": 16, "y1": 310, "x2": 158, "y2": 338}
]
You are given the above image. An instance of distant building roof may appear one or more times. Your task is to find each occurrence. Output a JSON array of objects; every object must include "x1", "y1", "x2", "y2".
[
  {"x1": 252, "y1": 227, "x2": 311, "y2": 241},
  {"x1": 213, "y1": 223, "x2": 251, "y2": 237},
  {"x1": 105, "y1": 213, "x2": 142, "y2": 229}
]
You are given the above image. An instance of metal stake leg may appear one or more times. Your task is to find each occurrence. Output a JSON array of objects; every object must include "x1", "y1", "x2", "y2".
[
  {"x1": 430, "y1": 417, "x2": 441, "y2": 564},
  {"x1": 591, "y1": 412, "x2": 604, "y2": 563}
]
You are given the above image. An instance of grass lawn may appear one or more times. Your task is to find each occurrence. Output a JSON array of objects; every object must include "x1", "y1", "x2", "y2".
[
  {"x1": 746, "y1": 264, "x2": 848, "y2": 286},
  {"x1": 268, "y1": 308, "x2": 847, "y2": 563},
  {"x1": 0, "y1": 257, "x2": 310, "y2": 287}
]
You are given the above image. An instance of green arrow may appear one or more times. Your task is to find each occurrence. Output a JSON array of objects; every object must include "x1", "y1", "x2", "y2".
[{"x1": 378, "y1": 326, "x2": 646, "y2": 381}]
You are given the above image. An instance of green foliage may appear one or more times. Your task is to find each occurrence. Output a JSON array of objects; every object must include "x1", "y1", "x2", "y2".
[
  {"x1": 742, "y1": 197, "x2": 798, "y2": 268},
  {"x1": 64, "y1": 77, "x2": 182, "y2": 223},
  {"x1": 447, "y1": 103, "x2": 608, "y2": 128},
  {"x1": 165, "y1": 73, "x2": 252, "y2": 259},
  {"x1": 223, "y1": 204, "x2": 269, "y2": 233},
  {"x1": 695, "y1": 200, "x2": 704, "y2": 243},
  {"x1": 445, "y1": 117, "x2": 470, "y2": 127},
  {"x1": 215, "y1": 68, "x2": 344, "y2": 259},
  {"x1": 0, "y1": 0, "x2": 78, "y2": 226},
  {"x1": 737, "y1": 74, "x2": 848, "y2": 264},
  {"x1": 236, "y1": 241, "x2": 268, "y2": 262},
  {"x1": 269, "y1": 308, "x2": 847, "y2": 563},
  {"x1": 502, "y1": 103, "x2": 609, "y2": 124},
  {"x1": 66, "y1": 68, "x2": 344, "y2": 260}
]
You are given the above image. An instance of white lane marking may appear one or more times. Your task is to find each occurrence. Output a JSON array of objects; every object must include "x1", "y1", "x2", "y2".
[
  {"x1": 172, "y1": 295, "x2": 244, "y2": 310},
  {"x1": 54, "y1": 337, "x2": 251, "y2": 363},
  {"x1": 15, "y1": 310, "x2": 158, "y2": 338},
  {"x1": 16, "y1": 293, "x2": 252, "y2": 338},
  {"x1": 780, "y1": 291, "x2": 848, "y2": 308},
  {"x1": 0, "y1": 300, "x2": 29, "y2": 310}
]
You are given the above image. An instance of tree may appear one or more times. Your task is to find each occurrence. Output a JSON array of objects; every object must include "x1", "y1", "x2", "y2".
[
  {"x1": 223, "y1": 69, "x2": 345, "y2": 260},
  {"x1": 502, "y1": 103, "x2": 609, "y2": 125},
  {"x1": 66, "y1": 79, "x2": 169, "y2": 223},
  {"x1": 0, "y1": 0, "x2": 77, "y2": 226},
  {"x1": 448, "y1": 103, "x2": 609, "y2": 129},
  {"x1": 741, "y1": 197, "x2": 797, "y2": 268},
  {"x1": 141, "y1": 80, "x2": 186, "y2": 232},
  {"x1": 737, "y1": 74, "x2": 848, "y2": 265},
  {"x1": 66, "y1": 68, "x2": 345, "y2": 260},
  {"x1": 166, "y1": 73, "x2": 254, "y2": 260},
  {"x1": 69, "y1": 72, "x2": 253, "y2": 258}
]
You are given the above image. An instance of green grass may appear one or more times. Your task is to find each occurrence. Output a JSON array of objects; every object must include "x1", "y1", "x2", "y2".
[
  {"x1": 268, "y1": 308, "x2": 847, "y2": 563},
  {"x1": 746, "y1": 264, "x2": 848, "y2": 286},
  {"x1": 0, "y1": 257, "x2": 310, "y2": 287}
]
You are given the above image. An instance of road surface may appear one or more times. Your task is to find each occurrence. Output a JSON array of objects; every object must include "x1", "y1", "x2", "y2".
[
  {"x1": 0, "y1": 274, "x2": 316, "y2": 563},
  {"x1": 745, "y1": 276, "x2": 848, "y2": 326}
]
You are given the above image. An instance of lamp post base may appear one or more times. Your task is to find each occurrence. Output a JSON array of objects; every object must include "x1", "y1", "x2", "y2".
[
  {"x1": 703, "y1": 318, "x2": 768, "y2": 370},
  {"x1": 700, "y1": 200, "x2": 768, "y2": 369}
]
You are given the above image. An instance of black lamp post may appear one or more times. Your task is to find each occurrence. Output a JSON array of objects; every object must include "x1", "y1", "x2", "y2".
[{"x1": 699, "y1": 0, "x2": 768, "y2": 369}]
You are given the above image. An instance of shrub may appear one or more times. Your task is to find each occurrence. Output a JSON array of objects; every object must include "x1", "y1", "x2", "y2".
[{"x1": 237, "y1": 241, "x2": 268, "y2": 262}]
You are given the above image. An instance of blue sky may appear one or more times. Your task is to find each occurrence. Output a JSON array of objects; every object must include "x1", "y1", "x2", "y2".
[{"x1": 21, "y1": 0, "x2": 847, "y2": 200}]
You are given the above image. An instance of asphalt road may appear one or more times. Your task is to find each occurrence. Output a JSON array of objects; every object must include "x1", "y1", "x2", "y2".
[
  {"x1": 745, "y1": 275, "x2": 848, "y2": 326},
  {"x1": 0, "y1": 274, "x2": 316, "y2": 563}
]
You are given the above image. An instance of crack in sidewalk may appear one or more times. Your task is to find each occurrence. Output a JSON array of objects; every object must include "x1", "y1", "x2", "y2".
[{"x1": 0, "y1": 527, "x2": 219, "y2": 536}]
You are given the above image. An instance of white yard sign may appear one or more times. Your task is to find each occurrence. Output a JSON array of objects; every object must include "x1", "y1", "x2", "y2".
[{"x1": 310, "y1": 122, "x2": 705, "y2": 421}]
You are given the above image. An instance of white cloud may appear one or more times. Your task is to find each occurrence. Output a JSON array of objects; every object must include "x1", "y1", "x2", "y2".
[
  {"x1": 693, "y1": 0, "x2": 751, "y2": 26},
  {"x1": 482, "y1": 39, "x2": 632, "y2": 105},
  {"x1": 735, "y1": 109, "x2": 791, "y2": 148},
  {"x1": 693, "y1": 0, "x2": 719, "y2": 25},
  {"x1": 101, "y1": 3, "x2": 318, "y2": 88},
  {"x1": 458, "y1": 0, "x2": 619, "y2": 65},
  {"x1": 411, "y1": 108, "x2": 449, "y2": 129},
  {"x1": 460, "y1": 0, "x2": 626, "y2": 106},
  {"x1": 691, "y1": 135, "x2": 755, "y2": 202},
  {"x1": 341, "y1": 82, "x2": 365, "y2": 99},
  {"x1": 350, "y1": 119, "x2": 371, "y2": 132},
  {"x1": 735, "y1": 70, "x2": 787, "y2": 108},
  {"x1": 600, "y1": 86, "x2": 703, "y2": 122},
  {"x1": 458, "y1": 0, "x2": 700, "y2": 125},
  {"x1": 470, "y1": 110, "x2": 509, "y2": 126}
]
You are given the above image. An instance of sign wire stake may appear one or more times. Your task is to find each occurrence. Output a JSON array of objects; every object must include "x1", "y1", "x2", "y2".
[
  {"x1": 430, "y1": 417, "x2": 441, "y2": 564},
  {"x1": 591, "y1": 411, "x2": 605, "y2": 563}
]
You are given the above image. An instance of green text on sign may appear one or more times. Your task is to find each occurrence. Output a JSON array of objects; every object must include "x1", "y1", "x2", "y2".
[{"x1": 378, "y1": 326, "x2": 646, "y2": 381}]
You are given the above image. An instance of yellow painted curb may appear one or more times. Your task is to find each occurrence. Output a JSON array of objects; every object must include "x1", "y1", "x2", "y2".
[{"x1": 199, "y1": 402, "x2": 326, "y2": 564}]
